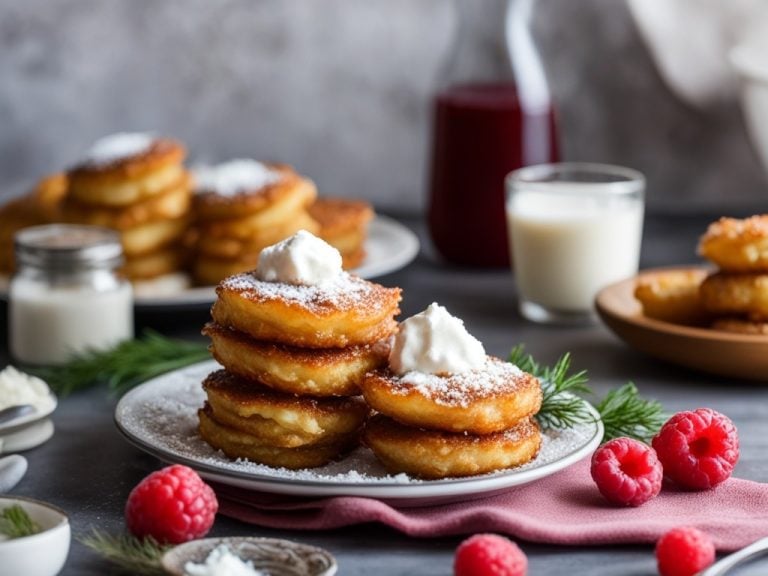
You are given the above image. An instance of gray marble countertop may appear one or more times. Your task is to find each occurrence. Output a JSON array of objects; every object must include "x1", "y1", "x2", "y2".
[{"x1": 2, "y1": 211, "x2": 767, "y2": 575}]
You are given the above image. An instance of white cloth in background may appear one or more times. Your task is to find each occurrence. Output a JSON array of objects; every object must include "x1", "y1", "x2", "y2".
[{"x1": 626, "y1": 0, "x2": 768, "y2": 108}]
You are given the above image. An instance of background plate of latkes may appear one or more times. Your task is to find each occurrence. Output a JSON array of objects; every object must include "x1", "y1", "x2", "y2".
[
  {"x1": 596, "y1": 266, "x2": 768, "y2": 381},
  {"x1": 132, "y1": 214, "x2": 418, "y2": 309},
  {"x1": 0, "y1": 215, "x2": 420, "y2": 310},
  {"x1": 115, "y1": 360, "x2": 604, "y2": 506}
]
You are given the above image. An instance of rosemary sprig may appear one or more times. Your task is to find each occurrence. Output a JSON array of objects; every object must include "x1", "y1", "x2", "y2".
[
  {"x1": 509, "y1": 345, "x2": 593, "y2": 430},
  {"x1": 30, "y1": 330, "x2": 210, "y2": 396},
  {"x1": 80, "y1": 529, "x2": 169, "y2": 576},
  {"x1": 0, "y1": 504, "x2": 41, "y2": 538},
  {"x1": 509, "y1": 345, "x2": 665, "y2": 443},
  {"x1": 596, "y1": 382, "x2": 666, "y2": 443}
]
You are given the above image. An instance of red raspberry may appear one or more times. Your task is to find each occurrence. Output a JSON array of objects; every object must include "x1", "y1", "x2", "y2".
[
  {"x1": 125, "y1": 464, "x2": 218, "y2": 544},
  {"x1": 656, "y1": 526, "x2": 715, "y2": 576},
  {"x1": 652, "y1": 408, "x2": 739, "y2": 490},
  {"x1": 454, "y1": 534, "x2": 527, "y2": 576},
  {"x1": 590, "y1": 437, "x2": 662, "y2": 506}
]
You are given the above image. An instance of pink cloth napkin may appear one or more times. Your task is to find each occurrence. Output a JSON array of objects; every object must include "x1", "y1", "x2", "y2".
[{"x1": 213, "y1": 459, "x2": 768, "y2": 551}]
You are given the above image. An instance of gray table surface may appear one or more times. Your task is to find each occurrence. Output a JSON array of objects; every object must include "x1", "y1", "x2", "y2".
[{"x1": 2, "y1": 211, "x2": 768, "y2": 576}]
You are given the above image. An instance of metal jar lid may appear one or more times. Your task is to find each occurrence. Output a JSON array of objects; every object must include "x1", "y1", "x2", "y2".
[{"x1": 14, "y1": 224, "x2": 124, "y2": 271}]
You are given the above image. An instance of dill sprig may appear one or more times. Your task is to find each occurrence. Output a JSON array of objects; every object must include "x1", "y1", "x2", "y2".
[
  {"x1": 80, "y1": 529, "x2": 169, "y2": 576},
  {"x1": 0, "y1": 504, "x2": 41, "y2": 538},
  {"x1": 30, "y1": 330, "x2": 210, "y2": 396},
  {"x1": 509, "y1": 345, "x2": 665, "y2": 442}
]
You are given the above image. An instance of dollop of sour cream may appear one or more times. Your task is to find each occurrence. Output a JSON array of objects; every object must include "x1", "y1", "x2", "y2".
[
  {"x1": 184, "y1": 545, "x2": 264, "y2": 576},
  {"x1": 389, "y1": 302, "x2": 486, "y2": 376},
  {"x1": 84, "y1": 132, "x2": 155, "y2": 165},
  {"x1": 0, "y1": 366, "x2": 55, "y2": 412},
  {"x1": 193, "y1": 159, "x2": 282, "y2": 197},
  {"x1": 256, "y1": 230, "x2": 343, "y2": 285}
]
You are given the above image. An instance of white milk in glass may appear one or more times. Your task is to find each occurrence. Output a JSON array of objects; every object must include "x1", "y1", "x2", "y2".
[{"x1": 508, "y1": 184, "x2": 644, "y2": 314}]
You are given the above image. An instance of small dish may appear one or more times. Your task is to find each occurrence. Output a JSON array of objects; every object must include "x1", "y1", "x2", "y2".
[
  {"x1": 0, "y1": 395, "x2": 57, "y2": 436},
  {"x1": 161, "y1": 537, "x2": 337, "y2": 576},
  {"x1": 595, "y1": 266, "x2": 768, "y2": 380},
  {"x1": 0, "y1": 496, "x2": 70, "y2": 576}
]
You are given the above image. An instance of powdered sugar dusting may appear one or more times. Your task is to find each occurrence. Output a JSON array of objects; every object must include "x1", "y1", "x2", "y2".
[
  {"x1": 220, "y1": 271, "x2": 381, "y2": 313},
  {"x1": 395, "y1": 357, "x2": 526, "y2": 407},
  {"x1": 83, "y1": 132, "x2": 155, "y2": 166},
  {"x1": 193, "y1": 159, "x2": 282, "y2": 197},
  {"x1": 115, "y1": 361, "x2": 601, "y2": 489}
]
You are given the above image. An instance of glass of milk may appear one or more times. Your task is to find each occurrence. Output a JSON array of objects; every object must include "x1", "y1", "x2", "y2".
[{"x1": 506, "y1": 163, "x2": 645, "y2": 324}]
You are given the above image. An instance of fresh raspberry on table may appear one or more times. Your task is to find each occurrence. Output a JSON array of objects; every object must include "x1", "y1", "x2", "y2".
[
  {"x1": 656, "y1": 526, "x2": 715, "y2": 576},
  {"x1": 652, "y1": 408, "x2": 739, "y2": 490},
  {"x1": 590, "y1": 437, "x2": 663, "y2": 507},
  {"x1": 454, "y1": 533, "x2": 527, "y2": 576},
  {"x1": 125, "y1": 464, "x2": 218, "y2": 544}
]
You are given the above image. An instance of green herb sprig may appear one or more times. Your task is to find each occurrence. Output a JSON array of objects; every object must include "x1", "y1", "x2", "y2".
[
  {"x1": 30, "y1": 330, "x2": 210, "y2": 396},
  {"x1": 0, "y1": 504, "x2": 41, "y2": 538},
  {"x1": 80, "y1": 529, "x2": 169, "y2": 576},
  {"x1": 509, "y1": 345, "x2": 666, "y2": 443}
]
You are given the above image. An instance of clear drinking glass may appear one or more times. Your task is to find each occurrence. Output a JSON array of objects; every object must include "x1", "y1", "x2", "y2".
[{"x1": 506, "y1": 163, "x2": 645, "y2": 324}]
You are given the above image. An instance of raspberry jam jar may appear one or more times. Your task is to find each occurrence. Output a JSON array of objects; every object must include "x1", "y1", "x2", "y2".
[{"x1": 427, "y1": 0, "x2": 559, "y2": 268}]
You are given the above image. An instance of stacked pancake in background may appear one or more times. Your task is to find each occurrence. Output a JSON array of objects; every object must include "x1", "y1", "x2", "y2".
[
  {"x1": 360, "y1": 303, "x2": 543, "y2": 479},
  {"x1": 698, "y1": 215, "x2": 768, "y2": 334},
  {"x1": 309, "y1": 197, "x2": 373, "y2": 270},
  {"x1": 190, "y1": 160, "x2": 319, "y2": 286},
  {"x1": 62, "y1": 133, "x2": 193, "y2": 286},
  {"x1": 198, "y1": 230, "x2": 402, "y2": 469},
  {"x1": 635, "y1": 215, "x2": 768, "y2": 334},
  {"x1": 0, "y1": 173, "x2": 67, "y2": 275}
]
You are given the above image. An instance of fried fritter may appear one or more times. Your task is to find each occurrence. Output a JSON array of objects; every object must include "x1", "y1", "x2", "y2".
[
  {"x1": 211, "y1": 271, "x2": 401, "y2": 348},
  {"x1": 359, "y1": 357, "x2": 542, "y2": 435},
  {"x1": 203, "y1": 322, "x2": 388, "y2": 396},
  {"x1": 634, "y1": 268, "x2": 709, "y2": 325},
  {"x1": 698, "y1": 215, "x2": 768, "y2": 272},
  {"x1": 363, "y1": 414, "x2": 541, "y2": 479}
]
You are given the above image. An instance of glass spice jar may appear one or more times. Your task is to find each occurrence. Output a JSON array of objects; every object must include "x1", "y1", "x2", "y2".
[{"x1": 9, "y1": 224, "x2": 134, "y2": 366}]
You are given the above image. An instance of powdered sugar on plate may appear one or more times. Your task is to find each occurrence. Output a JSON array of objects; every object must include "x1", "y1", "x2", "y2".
[{"x1": 115, "y1": 361, "x2": 603, "y2": 499}]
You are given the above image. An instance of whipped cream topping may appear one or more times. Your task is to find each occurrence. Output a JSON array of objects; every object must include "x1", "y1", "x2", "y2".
[
  {"x1": 83, "y1": 132, "x2": 155, "y2": 165},
  {"x1": 193, "y1": 159, "x2": 281, "y2": 197},
  {"x1": 184, "y1": 544, "x2": 263, "y2": 576},
  {"x1": 255, "y1": 230, "x2": 343, "y2": 285},
  {"x1": 0, "y1": 365, "x2": 55, "y2": 412},
  {"x1": 389, "y1": 303, "x2": 486, "y2": 376}
]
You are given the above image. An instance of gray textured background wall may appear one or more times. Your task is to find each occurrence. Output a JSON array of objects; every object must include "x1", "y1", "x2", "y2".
[{"x1": 0, "y1": 0, "x2": 766, "y2": 214}]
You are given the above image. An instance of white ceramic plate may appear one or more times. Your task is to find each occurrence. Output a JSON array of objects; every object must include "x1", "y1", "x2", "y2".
[
  {"x1": 115, "y1": 361, "x2": 603, "y2": 504},
  {"x1": 0, "y1": 215, "x2": 419, "y2": 310}
]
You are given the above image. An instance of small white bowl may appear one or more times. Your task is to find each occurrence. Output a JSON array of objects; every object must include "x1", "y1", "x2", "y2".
[
  {"x1": 0, "y1": 496, "x2": 70, "y2": 576},
  {"x1": 161, "y1": 536, "x2": 337, "y2": 576}
]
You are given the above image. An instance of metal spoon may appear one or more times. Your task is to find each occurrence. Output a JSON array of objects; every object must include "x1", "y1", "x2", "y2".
[
  {"x1": 698, "y1": 537, "x2": 768, "y2": 576},
  {"x1": 0, "y1": 404, "x2": 35, "y2": 426}
]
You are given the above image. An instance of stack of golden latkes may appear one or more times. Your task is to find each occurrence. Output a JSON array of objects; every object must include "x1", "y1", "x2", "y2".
[
  {"x1": 359, "y1": 339, "x2": 543, "y2": 479},
  {"x1": 61, "y1": 134, "x2": 193, "y2": 282},
  {"x1": 189, "y1": 160, "x2": 319, "y2": 286},
  {"x1": 197, "y1": 262, "x2": 402, "y2": 469},
  {"x1": 309, "y1": 197, "x2": 374, "y2": 270},
  {"x1": 0, "y1": 134, "x2": 376, "y2": 287},
  {"x1": 635, "y1": 215, "x2": 768, "y2": 334}
]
